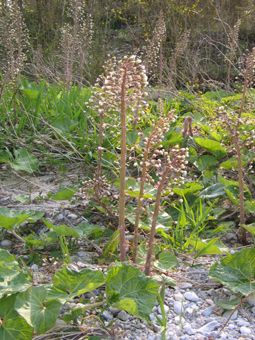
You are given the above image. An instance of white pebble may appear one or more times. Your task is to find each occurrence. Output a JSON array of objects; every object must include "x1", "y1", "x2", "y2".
[
  {"x1": 198, "y1": 320, "x2": 220, "y2": 335},
  {"x1": 174, "y1": 292, "x2": 184, "y2": 301},
  {"x1": 240, "y1": 326, "x2": 251, "y2": 335},
  {"x1": 174, "y1": 301, "x2": 184, "y2": 315},
  {"x1": 184, "y1": 291, "x2": 200, "y2": 302}
]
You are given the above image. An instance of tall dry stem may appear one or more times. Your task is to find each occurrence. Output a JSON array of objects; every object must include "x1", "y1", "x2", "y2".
[
  {"x1": 119, "y1": 66, "x2": 128, "y2": 261},
  {"x1": 144, "y1": 146, "x2": 188, "y2": 275}
]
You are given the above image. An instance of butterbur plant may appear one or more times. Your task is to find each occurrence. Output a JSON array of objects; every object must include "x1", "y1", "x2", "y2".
[
  {"x1": 0, "y1": 0, "x2": 29, "y2": 96},
  {"x1": 168, "y1": 30, "x2": 190, "y2": 90},
  {"x1": 217, "y1": 47, "x2": 255, "y2": 243},
  {"x1": 144, "y1": 10, "x2": 166, "y2": 83},
  {"x1": 144, "y1": 145, "x2": 189, "y2": 275},
  {"x1": 133, "y1": 109, "x2": 176, "y2": 262},
  {"x1": 90, "y1": 55, "x2": 148, "y2": 261},
  {"x1": 60, "y1": 0, "x2": 93, "y2": 87}
]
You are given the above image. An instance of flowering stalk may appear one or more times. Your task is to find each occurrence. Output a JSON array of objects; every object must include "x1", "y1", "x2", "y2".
[
  {"x1": 144, "y1": 146, "x2": 188, "y2": 275},
  {"x1": 88, "y1": 55, "x2": 148, "y2": 261},
  {"x1": 144, "y1": 166, "x2": 169, "y2": 276},
  {"x1": 236, "y1": 47, "x2": 255, "y2": 243},
  {"x1": 119, "y1": 65, "x2": 128, "y2": 261},
  {"x1": 133, "y1": 110, "x2": 175, "y2": 262},
  {"x1": 217, "y1": 48, "x2": 255, "y2": 243},
  {"x1": 133, "y1": 139, "x2": 149, "y2": 262}
]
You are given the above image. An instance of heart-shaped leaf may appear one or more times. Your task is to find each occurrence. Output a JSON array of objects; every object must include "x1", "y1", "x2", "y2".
[
  {"x1": 10, "y1": 149, "x2": 39, "y2": 174},
  {"x1": 51, "y1": 267, "x2": 105, "y2": 300},
  {"x1": 0, "y1": 249, "x2": 32, "y2": 298},
  {"x1": 106, "y1": 264, "x2": 159, "y2": 320},
  {"x1": 209, "y1": 248, "x2": 255, "y2": 296},
  {"x1": 0, "y1": 295, "x2": 33, "y2": 340},
  {"x1": 15, "y1": 287, "x2": 62, "y2": 334}
]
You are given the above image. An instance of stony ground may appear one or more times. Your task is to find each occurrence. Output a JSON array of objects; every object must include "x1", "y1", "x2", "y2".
[{"x1": 1, "y1": 168, "x2": 255, "y2": 340}]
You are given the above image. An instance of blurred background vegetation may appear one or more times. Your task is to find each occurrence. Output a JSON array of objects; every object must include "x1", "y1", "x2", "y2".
[{"x1": 1, "y1": 0, "x2": 255, "y2": 87}]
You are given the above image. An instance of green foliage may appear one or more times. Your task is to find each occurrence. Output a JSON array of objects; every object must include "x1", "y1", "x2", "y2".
[
  {"x1": 0, "y1": 208, "x2": 31, "y2": 230},
  {"x1": 154, "y1": 251, "x2": 178, "y2": 271},
  {"x1": 0, "y1": 208, "x2": 43, "y2": 230},
  {"x1": 0, "y1": 295, "x2": 33, "y2": 340},
  {"x1": 9, "y1": 149, "x2": 39, "y2": 174},
  {"x1": 106, "y1": 264, "x2": 159, "y2": 320},
  {"x1": 0, "y1": 247, "x2": 161, "y2": 338},
  {"x1": 15, "y1": 287, "x2": 62, "y2": 334},
  {"x1": 50, "y1": 187, "x2": 76, "y2": 201},
  {"x1": 209, "y1": 248, "x2": 255, "y2": 296},
  {"x1": 194, "y1": 137, "x2": 227, "y2": 158},
  {"x1": 51, "y1": 267, "x2": 105, "y2": 301},
  {"x1": 0, "y1": 249, "x2": 32, "y2": 298},
  {"x1": 185, "y1": 237, "x2": 228, "y2": 258}
]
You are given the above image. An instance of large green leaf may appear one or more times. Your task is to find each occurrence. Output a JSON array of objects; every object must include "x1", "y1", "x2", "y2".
[
  {"x1": 106, "y1": 264, "x2": 159, "y2": 320},
  {"x1": 243, "y1": 223, "x2": 255, "y2": 236},
  {"x1": 10, "y1": 149, "x2": 39, "y2": 174},
  {"x1": 0, "y1": 208, "x2": 42, "y2": 230},
  {"x1": 43, "y1": 220, "x2": 79, "y2": 238},
  {"x1": 209, "y1": 248, "x2": 255, "y2": 296},
  {"x1": 199, "y1": 183, "x2": 225, "y2": 199},
  {"x1": 0, "y1": 208, "x2": 30, "y2": 230},
  {"x1": 103, "y1": 230, "x2": 120, "y2": 257},
  {"x1": 0, "y1": 249, "x2": 32, "y2": 298},
  {"x1": 245, "y1": 200, "x2": 255, "y2": 214},
  {"x1": 173, "y1": 182, "x2": 203, "y2": 196},
  {"x1": 196, "y1": 155, "x2": 218, "y2": 171},
  {"x1": 154, "y1": 251, "x2": 178, "y2": 271},
  {"x1": 75, "y1": 222, "x2": 105, "y2": 239},
  {"x1": 185, "y1": 237, "x2": 228, "y2": 257},
  {"x1": 15, "y1": 287, "x2": 62, "y2": 334},
  {"x1": 195, "y1": 137, "x2": 227, "y2": 158},
  {"x1": 50, "y1": 187, "x2": 76, "y2": 201},
  {"x1": 0, "y1": 295, "x2": 33, "y2": 340},
  {"x1": 51, "y1": 267, "x2": 105, "y2": 300}
]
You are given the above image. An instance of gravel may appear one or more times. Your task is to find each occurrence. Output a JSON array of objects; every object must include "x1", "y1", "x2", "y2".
[{"x1": 107, "y1": 262, "x2": 255, "y2": 340}]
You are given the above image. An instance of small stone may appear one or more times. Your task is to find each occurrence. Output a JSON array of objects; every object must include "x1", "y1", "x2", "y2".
[
  {"x1": 223, "y1": 310, "x2": 238, "y2": 320},
  {"x1": 30, "y1": 264, "x2": 39, "y2": 271},
  {"x1": 109, "y1": 307, "x2": 120, "y2": 316},
  {"x1": 185, "y1": 307, "x2": 196, "y2": 315},
  {"x1": 228, "y1": 323, "x2": 236, "y2": 330},
  {"x1": 0, "y1": 240, "x2": 12, "y2": 248},
  {"x1": 179, "y1": 336, "x2": 190, "y2": 340},
  {"x1": 251, "y1": 307, "x2": 255, "y2": 315},
  {"x1": 198, "y1": 320, "x2": 220, "y2": 335},
  {"x1": 179, "y1": 282, "x2": 193, "y2": 289},
  {"x1": 101, "y1": 310, "x2": 113, "y2": 321},
  {"x1": 68, "y1": 213, "x2": 78, "y2": 219},
  {"x1": 183, "y1": 324, "x2": 195, "y2": 335},
  {"x1": 205, "y1": 298, "x2": 214, "y2": 305},
  {"x1": 174, "y1": 301, "x2": 184, "y2": 315},
  {"x1": 153, "y1": 324, "x2": 161, "y2": 332},
  {"x1": 237, "y1": 319, "x2": 250, "y2": 327},
  {"x1": 202, "y1": 306, "x2": 214, "y2": 317},
  {"x1": 174, "y1": 292, "x2": 184, "y2": 301},
  {"x1": 219, "y1": 332, "x2": 228, "y2": 340},
  {"x1": 56, "y1": 213, "x2": 64, "y2": 221},
  {"x1": 149, "y1": 313, "x2": 156, "y2": 322},
  {"x1": 240, "y1": 326, "x2": 251, "y2": 336},
  {"x1": 117, "y1": 310, "x2": 129, "y2": 321},
  {"x1": 184, "y1": 291, "x2": 200, "y2": 302}
]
